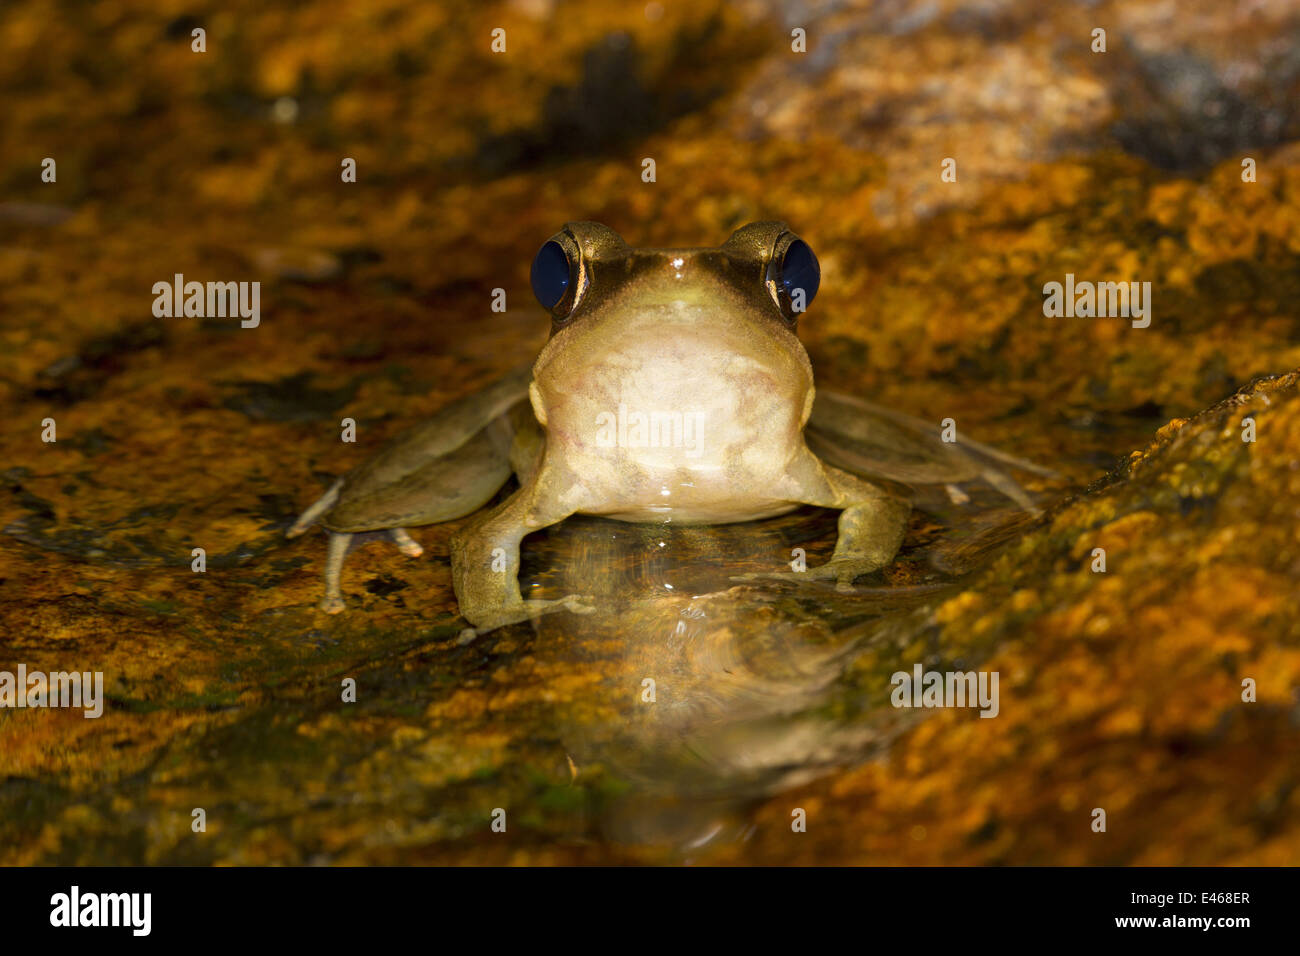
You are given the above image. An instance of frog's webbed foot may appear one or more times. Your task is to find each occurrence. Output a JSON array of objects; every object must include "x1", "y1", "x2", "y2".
[
  {"x1": 455, "y1": 595, "x2": 596, "y2": 644},
  {"x1": 734, "y1": 452, "x2": 909, "y2": 592},
  {"x1": 389, "y1": 527, "x2": 424, "y2": 557}
]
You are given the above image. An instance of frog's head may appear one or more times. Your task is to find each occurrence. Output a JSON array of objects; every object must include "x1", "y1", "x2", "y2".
[
  {"x1": 524, "y1": 222, "x2": 821, "y2": 441},
  {"x1": 528, "y1": 220, "x2": 821, "y2": 341}
]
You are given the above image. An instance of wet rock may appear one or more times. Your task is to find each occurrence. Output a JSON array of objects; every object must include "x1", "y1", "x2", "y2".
[
  {"x1": 219, "y1": 372, "x2": 356, "y2": 423},
  {"x1": 252, "y1": 248, "x2": 343, "y2": 284},
  {"x1": 719, "y1": 372, "x2": 1300, "y2": 864},
  {"x1": 0, "y1": 202, "x2": 75, "y2": 226}
]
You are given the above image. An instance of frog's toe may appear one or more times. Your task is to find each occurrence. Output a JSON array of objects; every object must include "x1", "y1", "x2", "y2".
[
  {"x1": 944, "y1": 483, "x2": 971, "y2": 505},
  {"x1": 558, "y1": 593, "x2": 597, "y2": 614},
  {"x1": 319, "y1": 594, "x2": 346, "y2": 614},
  {"x1": 389, "y1": 528, "x2": 424, "y2": 558}
]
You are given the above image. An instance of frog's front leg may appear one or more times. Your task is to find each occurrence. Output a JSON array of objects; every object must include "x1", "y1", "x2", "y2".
[
  {"x1": 450, "y1": 464, "x2": 594, "y2": 641},
  {"x1": 736, "y1": 449, "x2": 910, "y2": 591}
]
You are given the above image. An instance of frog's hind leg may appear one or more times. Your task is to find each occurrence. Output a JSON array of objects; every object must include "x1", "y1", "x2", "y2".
[
  {"x1": 287, "y1": 369, "x2": 536, "y2": 613},
  {"x1": 806, "y1": 388, "x2": 1055, "y2": 513},
  {"x1": 977, "y1": 463, "x2": 1040, "y2": 513},
  {"x1": 288, "y1": 483, "x2": 428, "y2": 613},
  {"x1": 320, "y1": 531, "x2": 354, "y2": 613},
  {"x1": 316, "y1": 527, "x2": 430, "y2": 613},
  {"x1": 286, "y1": 479, "x2": 343, "y2": 539}
]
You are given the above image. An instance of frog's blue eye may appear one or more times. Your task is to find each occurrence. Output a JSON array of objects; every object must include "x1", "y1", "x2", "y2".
[
  {"x1": 530, "y1": 240, "x2": 571, "y2": 311},
  {"x1": 779, "y1": 239, "x2": 819, "y2": 309}
]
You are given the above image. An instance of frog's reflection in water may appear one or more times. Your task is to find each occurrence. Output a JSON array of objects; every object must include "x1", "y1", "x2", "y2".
[{"x1": 520, "y1": 508, "x2": 968, "y2": 855}]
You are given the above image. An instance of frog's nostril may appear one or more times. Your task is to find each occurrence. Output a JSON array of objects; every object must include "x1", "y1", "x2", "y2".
[{"x1": 531, "y1": 240, "x2": 571, "y2": 310}]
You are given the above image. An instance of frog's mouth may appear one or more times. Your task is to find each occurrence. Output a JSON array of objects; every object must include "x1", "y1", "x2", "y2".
[{"x1": 537, "y1": 298, "x2": 808, "y2": 383}]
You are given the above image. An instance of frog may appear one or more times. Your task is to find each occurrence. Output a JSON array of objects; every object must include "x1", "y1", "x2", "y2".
[{"x1": 287, "y1": 221, "x2": 1051, "y2": 636}]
